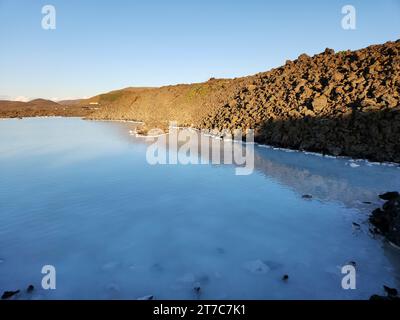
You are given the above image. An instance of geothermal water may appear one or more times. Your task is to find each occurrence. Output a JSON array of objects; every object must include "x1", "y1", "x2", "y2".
[{"x1": 0, "y1": 118, "x2": 399, "y2": 299}]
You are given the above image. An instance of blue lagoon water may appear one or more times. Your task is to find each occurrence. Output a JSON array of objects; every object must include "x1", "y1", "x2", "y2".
[{"x1": 0, "y1": 117, "x2": 399, "y2": 299}]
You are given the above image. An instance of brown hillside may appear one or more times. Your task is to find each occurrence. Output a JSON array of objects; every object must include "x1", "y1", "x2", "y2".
[
  {"x1": 89, "y1": 40, "x2": 400, "y2": 162},
  {"x1": 202, "y1": 41, "x2": 400, "y2": 162},
  {"x1": 86, "y1": 80, "x2": 251, "y2": 128}
]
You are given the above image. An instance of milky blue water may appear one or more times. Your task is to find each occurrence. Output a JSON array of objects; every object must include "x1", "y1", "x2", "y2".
[{"x1": 0, "y1": 117, "x2": 399, "y2": 300}]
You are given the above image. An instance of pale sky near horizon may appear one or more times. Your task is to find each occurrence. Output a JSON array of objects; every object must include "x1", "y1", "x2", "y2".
[{"x1": 0, "y1": 0, "x2": 399, "y2": 101}]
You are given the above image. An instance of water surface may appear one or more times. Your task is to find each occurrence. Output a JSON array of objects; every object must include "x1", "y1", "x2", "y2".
[{"x1": 0, "y1": 117, "x2": 399, "y2": 299}]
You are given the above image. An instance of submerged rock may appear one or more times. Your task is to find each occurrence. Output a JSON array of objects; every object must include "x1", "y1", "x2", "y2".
[
  {"x1": 352, "y1": 222, "x2": 361, "y2": 229},
  {"x1": 137, "y1": 295, "x2": 154, "y2": 300},
  {"x1": 244, "y1": 260, "x2": 271, "y2": 274},
  {"x1": 193, "y1": 283, "x2": 201, "y2": 294},
  {"x1": 282, "y1": 274, "x2": 289, "y2": 281},
  {"x1": 302, "y1": 194, "x2": 313, "y2": 199},
  {"x1": 26, "y1": 285, "x2": 34, "y2": 293},
  {"x1": 1, "y1": 290, "x2": 20, "y2": 300},
  {"x1": 348, "y1": 261, "x2": 357, "y2": 267},
  {"x1": 193, "y1": 282, "x2": 202, "y2": 299},
  {"x1": 383, "y1": 285, "x2": 398, "y2": 297},
  {"x1": 150, "y1": 263, "x2": 164, "y2": 273}
]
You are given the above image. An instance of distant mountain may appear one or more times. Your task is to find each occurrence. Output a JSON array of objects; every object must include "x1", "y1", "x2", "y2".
[
  {"x1": 26, "y1": 98, "x2": 60, "y2": 108},
  {"x1": 0, "y1": 98, "x2": 59, "y2": 107},
  {"x1": 0, "y1": 98, "x2": 90, "y2": 118},
  {"x1": 0, "y1": 100, "x2": 26, "y2": 109}
]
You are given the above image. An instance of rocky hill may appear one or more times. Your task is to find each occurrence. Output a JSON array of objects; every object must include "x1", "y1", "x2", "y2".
[
  {"x1": 87, "y1": 40, "x2": 400, "y2": 163},
  {"x1": 3, "y1": 40, "x2": 399, "y2": 163},
  {"x1": 201, "y1": 41, "x2": 400, "y2": 162},
  {"x1": 85, "y1": 81, "x2": 250, "y2": 129}
]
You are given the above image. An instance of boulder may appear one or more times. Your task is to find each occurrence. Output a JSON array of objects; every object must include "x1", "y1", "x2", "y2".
[
  {"x1": 324, "y1": 48, "x2": 335, "y2": 55},
  {"x1": 370, "y1": 192, "x2": 400, "y2": 246},
  {"x1": 379, "y1": 192, "x2": 400, "y2": 201},
  {"x1": 382, "y1": 94, "x2": 398, "y2": 108},
  {"x1": 332, "y1": 72, "x2": 344, "y2": 82},
  {"x1": 1, "y1": 290, "x2": 20, "y2": 300},
  {"x1": 312, "y1": 95, "x2": 328, "y2": 112}
]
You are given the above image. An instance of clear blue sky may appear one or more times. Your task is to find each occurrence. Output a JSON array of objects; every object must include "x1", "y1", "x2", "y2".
[{"x1": 0, "y1": 0, "x2": 399, "y2": 101}]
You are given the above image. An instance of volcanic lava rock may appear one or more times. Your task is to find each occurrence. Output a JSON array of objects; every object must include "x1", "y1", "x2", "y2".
[
  {"x1": 379, "y1": 192, "x2": 400, "y2": 201},
  {"x1": 1, "y1": 290, "x2": 20, "y2": 300},
  {"x1": 370, "y1": 192, "x2": 400, "y2": 246},
  {"x1": 85, "y1": 40, "x2": 400, "y2": 163}
]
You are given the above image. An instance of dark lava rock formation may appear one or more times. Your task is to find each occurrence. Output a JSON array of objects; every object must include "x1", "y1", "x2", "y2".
[
  {"x1": 370, "y1": 192, "x2": 400, "y2": 246},
  {"x1": 201, "y1": 40, "x2": 400, "y2": 162},
  {"x1": 89, "y1": 40, "x2": 400, "y2": 163}
]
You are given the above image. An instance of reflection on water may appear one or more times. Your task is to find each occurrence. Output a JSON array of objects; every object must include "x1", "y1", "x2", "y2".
[
  {"x1": 0, "y1": 117, "x2": 399, "y2": 300},
  {"x1": 253, "y1": 149, "x2": 399, "y2": 210},
  {"x1": 118, "y1": 121, "x2": 399, "y2": 209}
]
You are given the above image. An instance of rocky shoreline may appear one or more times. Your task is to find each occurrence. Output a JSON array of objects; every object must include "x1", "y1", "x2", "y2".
[
  {"x1": 370, "y1": 192, "x2": 400, "y2": 247},
  {"x1": 88, "y1": 40, "x2": 400, "y2": 163},
  {"x1": 200, "y1": 41, "x2": 400, "y2": 163},
  {"x1": 1, "y1": 40, "x2": 399, "y2": 163}
]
